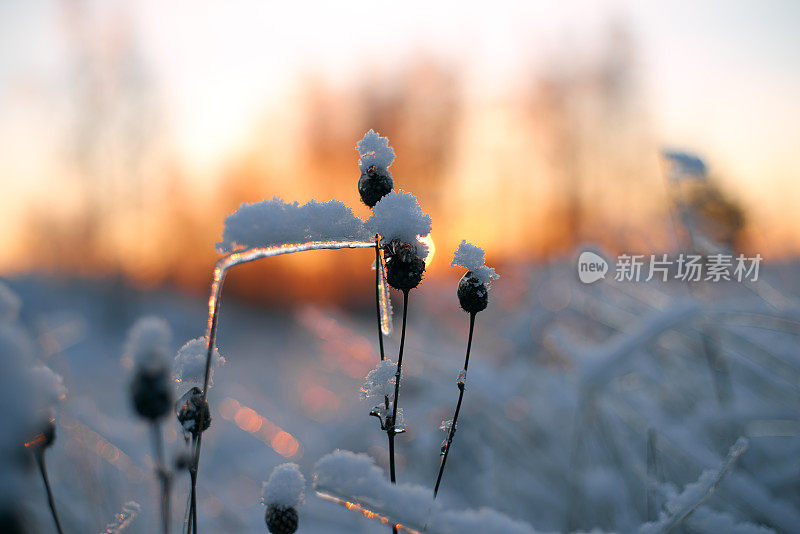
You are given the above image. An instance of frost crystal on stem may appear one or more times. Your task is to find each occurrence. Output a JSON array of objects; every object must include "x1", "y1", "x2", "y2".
[{"x1": 361, "y1": 359, "x2": 399, "y2": 401}]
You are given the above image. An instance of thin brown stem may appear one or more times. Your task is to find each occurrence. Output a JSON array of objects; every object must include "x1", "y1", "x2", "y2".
[
  {"x1": 433, "y1": 311, "x2": 476, "y2": 498},
  {"x1": 35, "y1": 450, "x2": 64, "y2": 534}
]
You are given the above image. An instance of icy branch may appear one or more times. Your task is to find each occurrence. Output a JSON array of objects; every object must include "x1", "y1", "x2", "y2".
[{"x1": 216, "y1": 198, "x2": 371, "y2": 253}]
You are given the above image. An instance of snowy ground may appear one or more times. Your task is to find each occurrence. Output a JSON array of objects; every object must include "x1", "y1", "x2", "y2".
[{"x1": 5, "y1": 260, "x2": 800, "y2": 533}]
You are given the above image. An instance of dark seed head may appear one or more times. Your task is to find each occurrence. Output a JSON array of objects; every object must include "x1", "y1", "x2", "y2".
[
  {"x1": 457, "y1": 272, "x2": 488, "y2": 314},
  {"x1": 385, "y1": 240, "x2": 425, "y2": 291},
  {"x1": 266, "y1": 504, "x2": 298, "y2": 534},
  {"x1": 358, "y1": 166, "x2": 393, "y2": 207},
  {"x1": 25, "y1": 417, "x2": 56, "y2": 452},
  {"x1": 176, "y1": 387, "x2": 211, "y2": 437},
  {"x1": 131, "y1": 367, "x2": 172, "y2": 420}
]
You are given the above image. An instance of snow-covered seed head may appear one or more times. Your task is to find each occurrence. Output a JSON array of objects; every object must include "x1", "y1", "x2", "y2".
[
  {"x1": 356, "y1": 130, "x2": 395, "y2": 174},
  {"x1": 457, "y1": 272, "x2": 488, "y2": 314},
  {"x1": 366, "y1": 191, "x2": 432, "y2": 257},
  {"x1": 265, "y1": 504, "x2": 298, "y2": 534},
  {"x1": 385, "y1": 239, "x2": 426, "y2": 291},
  {"x1": 126, "y1": 317, "x2": 173, "y2": 421},
  {"x1": 175, "y1": 387, "x2": 211, "y2": 438},
  {"x1": 358, "y1": 166, "x2": 393, "y2": 207},
  {"x1": 261, "y1": 463, "x2": 305, "y2": 508},
  {"x1": 261, "y1": 463, "x2": 304, "y2": 533},
  {"x1": 451, "y1": 240, "x2": 498, "y2": 313}
]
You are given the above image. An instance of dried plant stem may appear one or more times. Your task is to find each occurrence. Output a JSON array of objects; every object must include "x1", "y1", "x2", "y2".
[
  {"x1": 386, "y1": 289, "x2": 410, "y2": 534},
  {"x1": 35, "y1": 450, "x2": 64, "y2": 534},
  {"x1": 187, "y1": 241, "x2": 375, "y2": 532},
  {"x1": 388, "y1": 289, "x2": 410, "y2": 481},
  {"x1": 186, "y1": 435, "x2": 198, "y2": 534},
  {"x1": 151, "y1": 422, "x2": 170, "y2": 534},
  {"x1": 433, "y1": 311, "x2": 476, "y2": 498}
]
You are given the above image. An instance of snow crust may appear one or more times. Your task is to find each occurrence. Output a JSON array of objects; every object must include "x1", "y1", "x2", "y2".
[
  {"x1": 217, "y1": 198, "x2": 371, "y2": 253},
  {"x1": 357, "y1": 130, "x2": 396, "y2": 173},
  {"x1": 174, "y1": 337, "x2": 225, "y2": 387},
  {"x1": 451, "y1": 240, "x2": 499, "y2": 285},
  {"x1": 313, "y1": 450, "x2": 541, "y2": 534},
  {"x1": 262, "y1": 462, "x2": 305, "y2": 508}
]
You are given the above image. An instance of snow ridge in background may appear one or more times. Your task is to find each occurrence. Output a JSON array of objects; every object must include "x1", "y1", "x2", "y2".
[
  {"x1": 357, "y1": 129, "x2": 396, "y2": 173},
  {"x1": 262, "y1": 462, "x2": 305, "y2": 508},
  {"x1": 174, "y1": 337, "x2": 225, "y2": 386},
  {"x1": 451, "y1": 240, "x2": 499, "y2": 285},
  {"x1": 217, "y1": 198, "x2": 370, "y2": 253}
]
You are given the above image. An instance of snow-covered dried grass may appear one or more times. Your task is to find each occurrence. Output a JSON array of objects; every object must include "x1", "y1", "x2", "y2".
[{"x1": 217, "y1": 198, "x2": 370, "y2": 253}]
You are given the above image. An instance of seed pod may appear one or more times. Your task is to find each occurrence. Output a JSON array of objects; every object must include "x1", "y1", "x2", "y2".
[
  {"x1": 358, "y1": 166, "x2": 393, "y2": 208},
  {"x1": 384, "y1": 240, "x2": 425, "y2": 291},
  {"x1": 265, "y1": 504, "x2": 298, "y2": 534},
  {"x1": 25, "y1": 417, "x2": 56, "y2": 452},
  {"x1": 457, "y1": 272, "x2": 488, "y2": 314},
  {"x1": 131, "y1": 366, "x2": 172, "y2": 420},
  {"x1": 176, "y1": 387, "x2": 211, "y2": 437}
]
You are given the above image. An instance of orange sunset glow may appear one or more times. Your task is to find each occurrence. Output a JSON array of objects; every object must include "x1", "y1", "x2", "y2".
[{"x1": 1, "y1": 1, "x2": 798, "y2": 302}]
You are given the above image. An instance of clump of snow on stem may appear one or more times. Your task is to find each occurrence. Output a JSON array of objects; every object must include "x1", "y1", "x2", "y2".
[
  {"x1": 366, "y1": 190, "x2": 432, "y2": 257},
  {"x1": 261, "y1": 463, "x2": 305, "y2": 508},
  {"x1": 217, "y1": 198, "x2": 370, "y2": 253},
  {"x1": 174, "y1": 337, "x2": 225, "y2": 387},
  {"x1": 313, "y1": 450, "x2": 539, "y2": 534},
  {"x1": 124, "y1": 316, "x2": 172, "y2": 373},
  {"x1": 0, "y1": 281, "x2": 21, "y2": 323},
  {"x1": 357, "y1": 130, "x2": 395, "y2": 173},
  {"x1": 451, "y1": 240, "x2": 499, "y2": 286},
  {"x1": 360, "y1": 359, "x2": 397, "y2": 400}
]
